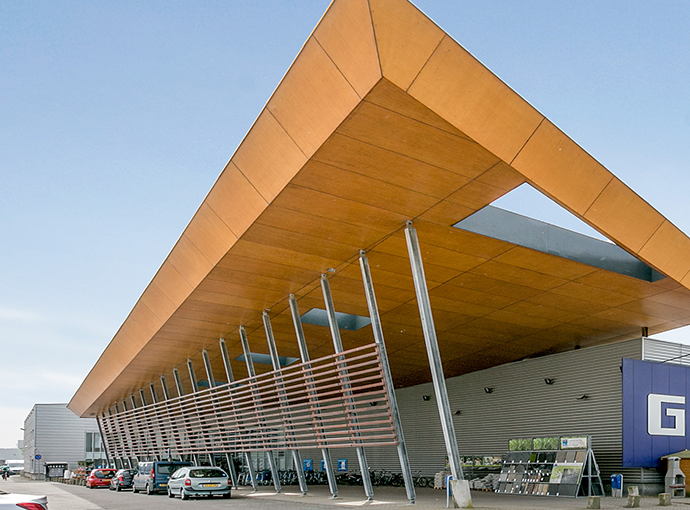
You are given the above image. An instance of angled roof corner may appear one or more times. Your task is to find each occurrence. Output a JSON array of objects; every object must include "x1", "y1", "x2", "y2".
[{"x1": 69, "y1": 0, "x2": 690, "y2": 418}]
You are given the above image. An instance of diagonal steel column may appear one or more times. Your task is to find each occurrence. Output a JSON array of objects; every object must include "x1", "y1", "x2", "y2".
[
  {"x1": 202, "y1": 348, "x2": 236, "y2": 484},
  {"x1": 97, "y1": 414, "x2": 113, "y2": 468},
  {"x1": 173, "y1": 368, "x2": 184, "y2": 397},
  {"x1": 149, "y1": 382, "x2": 158, "y2": 404},
  {"x1": 160, "y1": 375, "x2": 170, "y2": 400},
  {"x1": 187, "y1": 359, "x2": 210, "y2": 459},
  {"x1": 263, "y1": 310, "x2": 309, "y2": 495},
  {"x1": 404, "y1": 221, "x2": 465, "y2": 484},
  {"x1": 320, "y1": 275, "x2": 374, "y2": 501},
  {"x1": 288, "y1": 295, "x2": 339, "y2": 498},
  {"x1": 359, "y1": 250, "x2": 416, "y2": 504},
  {"x1": 219, "y1": 337, "x2": 256, "y2": 490},
  {"x1": 239, "y1": 326, "x2": 282, "y2": 493}
]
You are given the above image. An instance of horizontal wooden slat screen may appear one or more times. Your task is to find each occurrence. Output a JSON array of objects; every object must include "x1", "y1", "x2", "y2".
[{"x1": 101, "y1": 343, "x2": 397, "y2": 458}]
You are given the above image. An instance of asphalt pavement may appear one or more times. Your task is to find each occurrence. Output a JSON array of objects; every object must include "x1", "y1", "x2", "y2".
[{"x1": 2, "y1": 476, "x2": 689, "y2": 509}]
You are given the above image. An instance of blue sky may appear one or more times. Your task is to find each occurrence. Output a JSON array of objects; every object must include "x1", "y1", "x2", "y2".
[{"x1": 1, "y1": 1, "x2": 689, "y2": 448}]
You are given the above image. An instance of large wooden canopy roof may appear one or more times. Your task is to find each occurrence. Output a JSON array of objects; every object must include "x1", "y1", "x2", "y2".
[{"x1": 70, "y1": 0, "x2": 690, "y2": 417}]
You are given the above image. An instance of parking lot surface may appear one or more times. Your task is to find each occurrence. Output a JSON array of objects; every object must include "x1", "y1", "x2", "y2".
[{"x1": 2, "y1": 477, "x2": 688, "y2": 509}]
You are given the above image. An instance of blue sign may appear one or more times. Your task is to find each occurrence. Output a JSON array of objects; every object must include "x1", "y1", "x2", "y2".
[
  {"x1": 35, "y1": 454, "x2": 41, "y2": 460},
  {"x1": 337, "y1": 459, "x2": 347, "y2": 472},
  {"x1": 321, "y1": 459, "x2": 326, "y2": 472},
  {"x1": 622, "y1": 358, "x2": 690, "y2": 467},
  {"x1": 303, "y1": 459, "x2": 313, "y2": 472},
  {"x1": 610, "y1": 474, "x2": 622, "y2": 490}
]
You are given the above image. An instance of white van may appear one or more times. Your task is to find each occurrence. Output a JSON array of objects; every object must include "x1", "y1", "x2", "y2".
[{"x1": 6, "y1": 459, "x2": 24, "y2": 475}]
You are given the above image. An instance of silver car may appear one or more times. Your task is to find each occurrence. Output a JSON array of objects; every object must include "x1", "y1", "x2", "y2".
[{"x1": 167, "y1": 466, "x2": 231, "y2": 500}]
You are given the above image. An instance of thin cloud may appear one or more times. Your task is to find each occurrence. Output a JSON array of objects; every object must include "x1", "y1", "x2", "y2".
[{"x1": 0, "y1": 307, "x2": 43, "y2": 322}]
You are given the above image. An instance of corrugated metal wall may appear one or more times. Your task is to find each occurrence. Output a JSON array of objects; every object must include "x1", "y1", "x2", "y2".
[
  {"x1": 643, "y1": 337, "x2": 690, "y2": 365},
  {"x1": 23, "y1": 404, "x2": 102, "y2": 478},
  {"x1": 360, "y1": 338, "x2": 664, "y2": 486}
]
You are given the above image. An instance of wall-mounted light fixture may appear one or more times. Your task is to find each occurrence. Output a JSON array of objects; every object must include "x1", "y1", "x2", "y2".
[
  {"x1": 370, "y1": 401, "x2": 378, "y2": 407},
  {"x1": 422, "y1": 395, "x2": 431, "y2": 401},
  {"x1": 454, "y1": 410, "x2": 462, "y2": 416},
  {"x1": 577, "y1": 394, "x2": 590, "y2": 400},
  {"x1": 544, "y1": 378, "x2": 555, "y2": 385},
  {"x1": 484, "y1": 387, "x2": 494, "y2": 394}
]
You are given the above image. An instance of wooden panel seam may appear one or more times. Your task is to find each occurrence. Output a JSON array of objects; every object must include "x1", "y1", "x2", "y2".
[{"x1": 404, "y1": 33, "x2": 446, "y2": 93}]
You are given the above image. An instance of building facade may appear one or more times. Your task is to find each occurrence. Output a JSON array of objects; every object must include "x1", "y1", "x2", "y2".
[{"x1": 23, "y1": 404, "x2": 105, "y2": 479}]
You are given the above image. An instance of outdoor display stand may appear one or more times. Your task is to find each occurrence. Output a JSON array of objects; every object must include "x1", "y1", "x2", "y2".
[{"x1": 496, "y1": 436, "x2": 604, "y2": 498}]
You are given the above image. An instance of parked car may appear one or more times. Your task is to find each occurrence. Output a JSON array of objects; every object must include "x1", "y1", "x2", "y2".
[
  {"x1": 132, "y1": 461, "x2": 192, "y2": 495},
  {"x1": 0, "y1": 491, "x2": 48, "y2": 509},
  {"x1": 109, "y1": 468, "x2": 137, "y2": 491},
  {"x1": 85, "y1": 468, "x2": 116, "y2": 489},
  {"x1": 167, "y1": 466, "x2": 231, "y2": 500}
]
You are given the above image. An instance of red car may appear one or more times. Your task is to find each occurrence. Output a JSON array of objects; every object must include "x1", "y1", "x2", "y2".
[{"x1": 86, "y1": 468, "x2": 117, "y2": 489}]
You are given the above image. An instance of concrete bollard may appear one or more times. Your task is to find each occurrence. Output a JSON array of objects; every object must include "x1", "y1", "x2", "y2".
[
  {"x1": 450, "y1": 479, "x2": 473, "y2": 508},
  {"x1": 628, "y1": 486, "x2": 639, "y2": 496},
  {"x1": 586, "y1": 495, "x2": 601, "y2": 509},
  {"x1": 625, "y1": 494, "x2": 640, "y2": 508},
  {"x1": 659, "y1": 493, "x2": 672, "y2": 506}
]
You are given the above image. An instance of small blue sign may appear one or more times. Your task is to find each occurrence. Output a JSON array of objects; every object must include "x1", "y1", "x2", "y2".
[
  {"x1": 303, "y1": 458, "x2": 313, "y2": 472},
  {"x1": 337, "y1": 459, "x2": 347, "y2": 472},
  {"x1": 622, "y1": 358, "x2": 690, "y2": 467},
  {"x1": 35, "y1": 454, "x2": 41, "y2": 460},
  {"x1": 610, "y1": 474, "x2": 622, "y2": 490},
  {"x1": 321, "y1": 459, "x2": 326, "y2": 472}
]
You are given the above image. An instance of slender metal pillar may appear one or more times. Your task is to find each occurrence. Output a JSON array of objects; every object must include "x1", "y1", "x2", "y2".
[
  {"x1": 359, "y1": 250, "x2": 416, "y2": 503},
  {"x1": 187, "y1": 359, "x2": 199, "y2": 393},
  {"x1": 130, "y1": 394, "x2": 137, "y2": 409},
  {"x1": 404, "y1": 221, "x2": 465, "y2": 483},
  {"x1": 219, "y1": 338, "x2": 234, "y2": 384},
  {"x1": 97, "y1": 414, "x2": 112, "y2": 468},
  {"x1": 202, "y1": 349, "x2": 216, "y2": 388},
  {"x1": 139, "y1": 388, "x2": 148, "y2": 407},
  {"x1": 263, "y1": 310, "x2": 308, "y2": 495},
  {"x1": 220, "y1": 337, "x2": 256, "y2": 490},
  {"x1": 160, "y1": 375, "x2": 170, "y2": 400},
  {"x1": 320, "y1": 275, "x2": 374, "y2": 501},
  {"x1": 173, "y1": 368, "x2": 184, "y2": 397},
  {"x1": 288, "y1": 294, "x2": 339, "y2": 498},
  {"x1": 239, "y1": 326, "x2": 282, "y2": 493},
  {"x1": 149, "y1": 382, "x2": 158, "y2": 404}
]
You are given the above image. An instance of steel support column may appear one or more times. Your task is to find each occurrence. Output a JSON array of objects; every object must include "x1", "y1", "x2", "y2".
[
  {"x1": 97, "y1": 414, "x2": 112, "y2": 468},
  {"x1": 173, "y1": 368, "x2": 184, "y2": 397},
  {"x1": 187, "y1": 359, "x2": 199, "y2": 393},
  {"x1": 288, "y1": 294, "x2": 339, "y2": 498},
  {"x1": 404, "y1": 221, "x2": 465, "y2": 483},
  {"x1": 149, "y1": 382, "x2": 158, "y2": 404},
  {"x1": 219, "y1": 337, "x2": 254, "y2": 490},
  {"x1": 160, "y1": 375, "x2": 170, "y2": 400},
  {"x1": 359, "y1": 250, "x2": 416, "y2": 504},
  {"x1": 239, "y1": 326, "x2": 281, "y2": 493},
  {"x1": 263, "y1": 310, "x2": 308, "y2": 495},
  {"x1": 320, "y1": 275, "x2": 374, "y2": 501}
]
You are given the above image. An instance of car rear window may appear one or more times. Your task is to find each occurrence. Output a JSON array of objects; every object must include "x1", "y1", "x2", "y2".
[
  {"x1": 189, "y1": 468, "x2": 227, "y2": 478},
  {"x1": 95, "y1": 470, "x2": 114, "y2": 478},
  {"x1": 156, "y1": 464, "x2": 176, "y2": 474}
]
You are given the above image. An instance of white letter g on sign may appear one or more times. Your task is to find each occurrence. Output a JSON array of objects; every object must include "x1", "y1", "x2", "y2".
[{"x1": 648, "y1": 393, "x2": 685, "y2": 436}]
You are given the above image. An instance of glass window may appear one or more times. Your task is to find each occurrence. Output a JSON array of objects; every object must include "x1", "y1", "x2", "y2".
[
  {"x1": 189, "y1": 468, "x2": 227, "y2": 478},
  {"x1": 85, "y1": 433, "x2": 93, "y2": 453}
]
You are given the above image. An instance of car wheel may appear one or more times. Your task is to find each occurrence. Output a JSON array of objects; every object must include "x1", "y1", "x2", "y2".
[
  {"x1": 222, "y1": 493, "x2": 231, "y2": 499},
  {"x1": 132, "y1": 485, "x2": 139, "y2": 493},
  {"x1": 146, "y1": 483, "x2": 153, "y2": 495},
  {"x1": 168, "y1": 487, "x2": 175, "y2": 498},
  {"x1": 181, "y1": 489, "x2": 189, "y2": 500}
]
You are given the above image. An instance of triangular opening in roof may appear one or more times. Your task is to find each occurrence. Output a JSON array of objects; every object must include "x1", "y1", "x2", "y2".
[{"x1": 454, "y1": 183, "x2": 665, "y2": 282}]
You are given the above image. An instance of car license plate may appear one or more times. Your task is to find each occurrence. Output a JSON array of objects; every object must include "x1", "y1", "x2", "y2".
[
  {"x1": 160, "y1": 483, "x2": 167, "y2": 487},
  {"x1": 202, "y1": 483, "x2": 219, "y2": 487}
]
